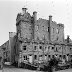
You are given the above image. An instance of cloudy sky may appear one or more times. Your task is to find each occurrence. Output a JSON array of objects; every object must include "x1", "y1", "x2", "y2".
[{"x1": 0, "y1": 0, "x2": 72, "y2": 45}]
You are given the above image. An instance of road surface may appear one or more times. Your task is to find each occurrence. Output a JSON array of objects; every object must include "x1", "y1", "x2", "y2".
[
  {"x1": 2, "y1": 64, "x2": 72, "y2": 72},
  {"x1": 57, "y1": 69, "x2": 72, "y2": 72},
  {"x1": 2, "y1": 68, "x2": 72, "y2": 72}
]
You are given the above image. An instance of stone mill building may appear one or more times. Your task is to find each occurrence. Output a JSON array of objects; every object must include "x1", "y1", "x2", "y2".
[{"x1": 0, "y1": 8, "x2": 72, "y2": 65}]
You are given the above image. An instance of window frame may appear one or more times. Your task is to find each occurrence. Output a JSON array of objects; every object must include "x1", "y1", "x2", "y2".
[{"x1": 23, "y1": 45, "x2": 26, "y2": 50}]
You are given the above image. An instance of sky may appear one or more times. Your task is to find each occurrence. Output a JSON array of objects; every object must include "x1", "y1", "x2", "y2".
[{"x1": 0, "y1": 0, "x2": 72, "y2": 45}]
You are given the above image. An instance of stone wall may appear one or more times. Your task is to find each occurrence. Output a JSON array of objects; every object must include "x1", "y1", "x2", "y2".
[
  {"x1": 50, "y1": 21, "x2": 64, "y2": 43},
  {"x1": 9, "y1": 32, "x2": 16, "y2": 63},
  {"x1": 34, "y1": 19, "x2": 49, "y2": 41}
]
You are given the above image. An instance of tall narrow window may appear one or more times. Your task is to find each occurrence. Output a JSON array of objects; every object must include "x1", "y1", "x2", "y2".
[
  {"x1": 53, "y1": 28, "x2": 54, "y2": 33},
  {"x1": 56, "y1": 47, "x2": 57, "y2": 51},
  {"x1": 56, "y1": 28, "x2": 59, "y2": 34},
  {"x1": 34, "y1": 46, "x2": 37, "y2": 50},
  {"x1": 48, "y1": 27, "x2": 49, "y2": 32},
  {"x1": 34, "y1": 55, "x2": 37, "y2": 60}
]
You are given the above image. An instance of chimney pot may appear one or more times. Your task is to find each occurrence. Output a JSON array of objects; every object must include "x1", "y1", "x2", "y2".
[
  {"x1": 22, "y1": 8, "x2": 27, "y2": 14},
  {"x1": 49, "y1": 15, "x2": 52, "y2": 21}
]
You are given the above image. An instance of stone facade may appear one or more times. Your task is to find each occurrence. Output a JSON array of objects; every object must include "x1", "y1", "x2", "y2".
[
  {"x1": 0, "y1": 8, "x2": 72, "y2": 65},
  {"x1": 9, "y1": 32, "x2": 16, "y2": 63},
  {"x1": 14, "y1": 8, "x2": 72, "y2": 64},
  {"x1": 0, "y1": 40, "x2": 9, "y2": 62}
]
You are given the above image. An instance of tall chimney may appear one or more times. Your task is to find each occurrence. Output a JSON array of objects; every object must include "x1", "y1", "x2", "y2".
[
  {"x1": 49, "y1": 15, "x2": 52, "y2": 23},
  {"x1": 22, "y1": 8, "x2": 27, "y2": 14},
  {"x1": 67, "y1": 35, "x2": 70, "y2": 43},
  {"x1": 48, "y1": 15, "x2": 52, "y2": 42},
  {"x1": 33, "y1": 11, "x2": 37, "y2": 22}
]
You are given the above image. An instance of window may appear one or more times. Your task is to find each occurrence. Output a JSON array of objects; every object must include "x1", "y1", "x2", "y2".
[
  {"x1": 56, "y1": 28, "x2": 59, "y2": 34},
  {"x1": 52, "y1": 47, "x2": 54, "y2": 49},
  {"x1": 56, "y1": 47, "x2": 57, "y2": 51},
  {"x1": 34, "y1": 55, "x2": 37, "y2": 60},
  {"x1": 39, "y1": 55, "x2": 42, "y2": 60},
  {"x1": 56, "y1": 37, "x2": 58, "y2": 41},
  {"x1": 24, "y1": 55, "x2": 27, "y2": 60},
  {"x1": 63, "y1": 55, "x2": 66, "y2": 59},
  {"x1": 70, "y1": 48, "x2": 71, "y2": 50},
  {"x1": 48, "y1": 55, "x2": 50, "y2": 58},
  {"x1": 39, "y1": 46, "x2": 42, "y2": 49},
  {"x1": 53, "y1": 28, "x2": 54, "y2": 33},
  {"x1": 23, "y1": 46, "x2": 26, "y2": 50},
  {"x1": 67, "y1": 54, "x2": 69, "y2": 56},
  {"x1": 45, "y1": 55, "x2": 47, "y2": 56},
  {"x1": 52, "y1": 55, "x2": 54, "y2": 58},
  {"x1": 48, "y1": 46, "x2": 50, "y2": 49},
  {"x1": 34, "y1": 46, "x2": 37, "y2": 50},
  {"x1": 48, "y1": 27, "x2": 49, "y2": 32},
  {"x1": 71, "y1": 55, "x2": 72, "y2": 57},
  {"x1": 59, "y1": 55, "x2": 62, "y2": 57},
  {"x1": 45, "y1": 47, "x2": 47, "y2": 50},
  {"x1": 39, "y1": 55, "x2": 42, "y2": 57}
]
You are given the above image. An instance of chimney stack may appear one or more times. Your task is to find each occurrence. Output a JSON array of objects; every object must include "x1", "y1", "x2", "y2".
[
  {"x1": 67, "y1": 35, "x2": 70, "y2": 43},
  {"x1": 49, "y1": 15, "x2": 52, "y2": 23},
  {"x1": 33, "y1": 11, "x2": 37, "y2": 22},
  {"x1": 48, "y1": 15, "x2": 52, "y2": 42},
  {"x1": 22, "y1": 8, "x2": 27, "y2": 14}
]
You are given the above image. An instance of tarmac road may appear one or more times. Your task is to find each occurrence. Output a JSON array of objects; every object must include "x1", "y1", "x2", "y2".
[{"x1": 2, "y1": 64, "x2": 72, "y2": 72}]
